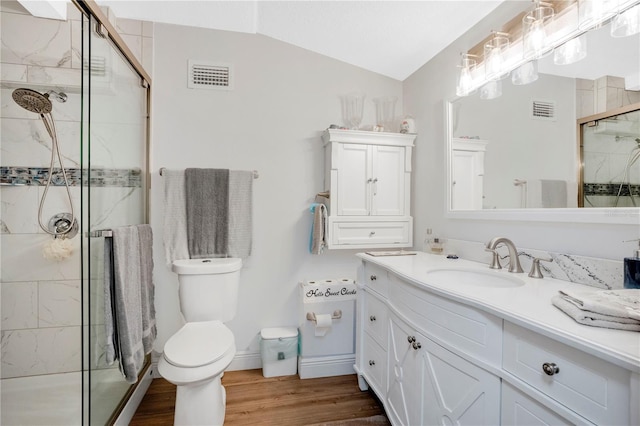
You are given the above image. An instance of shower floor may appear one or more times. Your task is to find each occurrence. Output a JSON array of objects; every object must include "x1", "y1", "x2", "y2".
[{"x1": 1, "y1": 369, "x2": 129, "y2": 425}]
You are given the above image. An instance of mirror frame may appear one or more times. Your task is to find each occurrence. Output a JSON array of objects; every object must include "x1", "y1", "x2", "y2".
[{"x1": 444, "y1": 99, "x2": 640, "y2": 225}]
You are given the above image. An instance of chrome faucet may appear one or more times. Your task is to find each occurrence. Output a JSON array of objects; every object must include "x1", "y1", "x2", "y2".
[{"x1": 485, "y1": 237, "x2": 524, "y2": 273}]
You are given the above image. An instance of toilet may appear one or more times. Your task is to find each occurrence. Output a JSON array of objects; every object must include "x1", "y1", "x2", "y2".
[{"x1": 158, "y1": 257, "x2": 242, "y2": 426}]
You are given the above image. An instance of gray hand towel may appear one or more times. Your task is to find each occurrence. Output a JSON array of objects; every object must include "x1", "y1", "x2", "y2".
[
  {"x1": 104, "y1": 226, "x2": 150, "y2": 383},
  {"x1": 185, "y1": 168, "x2": 229, "y2": 258},
  {"x1": 559, "y1": 289, "x2": 640, "y2": 320},
  {"x1": 137, "y1": 224, "x2": 157, "y2": 353}
]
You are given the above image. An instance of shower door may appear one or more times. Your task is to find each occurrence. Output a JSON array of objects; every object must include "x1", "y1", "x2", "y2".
[
  {"x1": 581, "y1": 106, "x2": 640, "y2": 208},
  {"x1": 83, "y1": 12, "x2": 149, "y2": 426}
]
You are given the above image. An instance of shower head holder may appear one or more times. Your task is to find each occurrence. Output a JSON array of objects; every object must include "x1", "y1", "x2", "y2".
[{"x1": 48, "y1": 213, "x2": 78, "y2": 239}]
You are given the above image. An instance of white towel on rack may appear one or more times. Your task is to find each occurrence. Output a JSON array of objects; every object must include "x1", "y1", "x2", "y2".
[
  {"x1": 162, "y1": 169, "x2": 189, "y2": 265},
  {"x1": 228, "y1": 170, "x2": 253, "y2": 259},
  {"x1": 527, "y1": 179, "x2": 568, "y2": 208}
]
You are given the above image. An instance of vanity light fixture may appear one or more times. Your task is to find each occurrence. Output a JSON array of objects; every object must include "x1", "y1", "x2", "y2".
[
  {"x1": 512, "y1": 60, "x2": 539, "y2": 85},
  {"x1": 554, "y1": 33, "x2": 588, "y2": 64},
  {"x1": 611, "y1": 3, "x2": 640, "y2": 36},
  {"x1": 523, "y1": 1, "x2": 555, "y2": 59},
  {"x1": 484, "y1": 31, "x2": 510, "y2": 81},
  {"x1": 578, "y1": 0, "x2": 618, "y2": 30},
  {"x1": 456, "y1": 53, "x2": 478, "y2": 97}
]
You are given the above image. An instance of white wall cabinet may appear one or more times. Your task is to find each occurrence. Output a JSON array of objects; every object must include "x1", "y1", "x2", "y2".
[
  {"x1": 355, "y1": 259, "x2": 637, "y2": 426},
  {"x1": 451, "y1": 138, "x2": 487, "y2": 210},
  {"x1": 323, "y1": 130, "x2": 415, "y2": 249}
]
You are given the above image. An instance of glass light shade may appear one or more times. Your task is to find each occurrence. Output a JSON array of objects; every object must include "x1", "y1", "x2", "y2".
[
  {"x1": 484, "y1": 32, "x2": 510, "y2": 80},
  {"x1": 554, "y1": 34, "x2": 588, "y2": 65},
  {"x1": 578, "y1": 0, "x2": 618, "y2": 30},
  {"x1": 341, "y1": 92, "x2": 365, "y2": 130},
  {"x1": 611, "y1": 4, "x2": 640, "y2": 37},
  {"x1": 456, "y1": 54, "x2": 477, "y2": 97},
  {"x1": 512, "y1": 61, "x2": 539, "y2": 85},
  {"x1": 480, "y1": 80, "x2": 502, "y2": 100},
  {"x1": 523, "y1": 2, "x2": 555, "y2": 59}
]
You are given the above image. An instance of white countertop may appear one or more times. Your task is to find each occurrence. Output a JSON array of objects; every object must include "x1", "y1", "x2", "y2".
[{"x1": 357, "y1": 252, "x2": 640, "y2": 372}]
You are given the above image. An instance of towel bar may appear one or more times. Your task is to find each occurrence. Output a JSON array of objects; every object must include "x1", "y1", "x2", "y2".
[
  {"x1": 86, "y1": 229, "x2": 113, "y2": 238},
  {"x1": 306, "y1": 310, "x2": 342, "y2": 323},
  {"x1": 159, "y1": 167, "x2": 259, "y2": 179}
]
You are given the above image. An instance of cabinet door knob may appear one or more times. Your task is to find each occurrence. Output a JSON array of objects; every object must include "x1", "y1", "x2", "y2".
[
  {"x1": 369, "y1": 360, "x2": 375, "y2": 366},
  {"x1": 370, "y1": 275, "x2": 377, "y2": 281},
  {"x1": 412, "y1": 342, "x2": 422, "y2": 350},
  {"x1": 369, "y1": 231, "x2": 376, "y2": 237},
  {"x1": 407, "y1": 335, "x2": 416, "y2": 343},
  {"x1": 542, "y1": 362, "x2": 559, "y2": 376},
  {"x1": 369, "y1": 315, "x2": 376, "y2": 322}
]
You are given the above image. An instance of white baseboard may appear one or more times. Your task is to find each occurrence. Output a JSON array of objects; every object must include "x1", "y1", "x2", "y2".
[
  {"x1": 298, "y1": 354, "x2": 356, "y2": 379},
  {"x1": 114, "y1": 365, "x2": 154, "y2": 425},
  {"x1": 227, "y1": 350, "x2": 262, "y2": 371}
]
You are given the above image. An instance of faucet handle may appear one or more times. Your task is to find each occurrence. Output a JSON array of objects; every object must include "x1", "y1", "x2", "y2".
[
  {"x1": 528, "y1": 257, "x2": 553, "y2": 279},
  {"x1": 484, "y1": 248, "x2": 502, "y2": 270}
]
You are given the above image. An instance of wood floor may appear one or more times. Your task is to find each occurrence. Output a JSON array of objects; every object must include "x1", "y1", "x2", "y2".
[{"x1": 129, "y1": 369, "x2": 388, "y2": 425}]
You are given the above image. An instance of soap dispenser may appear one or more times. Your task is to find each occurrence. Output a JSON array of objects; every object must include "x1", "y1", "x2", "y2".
[{"x1": 624, "y1": 239, "x2": 640, "y2": 289}]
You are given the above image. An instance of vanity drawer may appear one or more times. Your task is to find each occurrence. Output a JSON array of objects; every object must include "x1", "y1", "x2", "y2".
[
  {"x1": 503, "y1": 322, "x2": 630, "y2": 426},
  {"x1": 362, "y1": 333, "x2": 387, "y2": 395},
  {"x1": 388, "y1": 273, "x2": 503, "y2": 367},
  {"x1": 363, "y1": 262, "x2": 389, "y2": 297},
  {"x1": 363, "y1": 290, "x2": 388, "y2": 348},
  {"x1": 331, "y1": 220, "x2": 410, "y2": 247}
]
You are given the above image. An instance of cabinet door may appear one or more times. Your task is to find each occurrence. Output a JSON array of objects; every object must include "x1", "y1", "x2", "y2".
[
  {"x1": 336, "y1": 143, "x2": 371, "y2": 216},
  {"x1": 387, "y1": 315, "x2": 424, "y2": 426},
  {"x1": 371, "y1": 145, "x2": 406, "y2": 216},
  {"x1": 452, "y1": 149, "x2": 483, "y2": 210},
  {"x1": 421, "y1": 335, "x2": 501, "y2": 426}
]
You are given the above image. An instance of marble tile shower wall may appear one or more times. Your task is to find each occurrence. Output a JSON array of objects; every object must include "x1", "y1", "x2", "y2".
[{"x1": 0, "y1": 3, "x2": 153, "y2": 379}]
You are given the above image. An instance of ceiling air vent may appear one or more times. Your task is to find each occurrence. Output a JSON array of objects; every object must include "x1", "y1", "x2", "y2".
[
  {"x1": 531, "y1": 99, "x2": 556, "y2": 121},
  {"x1": 188, "y1": 60, "x2": 233, "y2": 90}
]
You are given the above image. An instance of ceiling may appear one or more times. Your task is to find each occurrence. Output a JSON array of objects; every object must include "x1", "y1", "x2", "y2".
[{"x1": 96, "y1": 0, "x2": 504, "y2": 81}]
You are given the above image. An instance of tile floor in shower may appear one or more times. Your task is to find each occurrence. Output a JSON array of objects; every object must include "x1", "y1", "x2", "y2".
[{"x1": 1, "y1": 368, "x2": 128, "y2": 425}]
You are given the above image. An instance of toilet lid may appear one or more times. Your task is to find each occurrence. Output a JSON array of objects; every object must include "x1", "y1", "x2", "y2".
[{"x1": 164, "y1": 321, "x2": 234, "y2": 368}]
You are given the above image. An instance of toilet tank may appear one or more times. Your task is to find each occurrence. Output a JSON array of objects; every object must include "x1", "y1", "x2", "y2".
[{"x1": 172, "y1": 258, "x2": 242, "y2": 323}]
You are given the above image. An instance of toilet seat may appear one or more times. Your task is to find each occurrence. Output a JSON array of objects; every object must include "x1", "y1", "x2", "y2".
[{"x1": 164, "y1": 321, "x2": 234, "y2": 368}]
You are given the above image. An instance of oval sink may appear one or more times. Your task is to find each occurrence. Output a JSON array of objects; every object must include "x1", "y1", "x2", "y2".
[{"x1": 425, "y1": 268, "x2": 525, "y2": 288}]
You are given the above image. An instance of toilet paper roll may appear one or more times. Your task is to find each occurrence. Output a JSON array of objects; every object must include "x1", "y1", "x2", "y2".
[{"x1": 314, "y1": 313, "x2": 332, "y2": 337}]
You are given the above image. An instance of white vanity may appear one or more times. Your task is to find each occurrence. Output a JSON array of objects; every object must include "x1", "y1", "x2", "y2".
[{"x1": 354, "y1": 252, "x2": 640, "y2": 425}]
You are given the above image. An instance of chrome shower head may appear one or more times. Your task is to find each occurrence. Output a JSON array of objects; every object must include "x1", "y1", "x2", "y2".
[{"x1": 12, "y1": 88, "x2": 52, "y2": 114}]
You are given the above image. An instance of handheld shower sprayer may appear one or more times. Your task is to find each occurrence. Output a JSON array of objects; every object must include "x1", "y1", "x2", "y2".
[{"x1": 11, "y1": 87, "x2": 76, "y2": 238}]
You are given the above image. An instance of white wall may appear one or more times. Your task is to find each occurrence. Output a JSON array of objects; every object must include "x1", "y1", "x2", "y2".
[
  {"x1": 404, "y1": 1, "x2": 637, "y2": 263},
  {"x1": 150, "y1": 23, "x2": 402, "y2": 355}
]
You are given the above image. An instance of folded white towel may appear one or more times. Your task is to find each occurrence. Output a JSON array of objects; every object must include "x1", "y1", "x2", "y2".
[
  {"x1": 558, "y1": 289, "x2": 640, "y2": 320},
  {"x1": 552, "y1": 295, "x2": 640, "y2": 331},
  {"x1": 162, "y1": 169, "x2": 189, "y2": 265}
]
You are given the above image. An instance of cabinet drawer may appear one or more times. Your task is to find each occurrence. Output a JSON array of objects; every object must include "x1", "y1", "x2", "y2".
[
  {"x1": 331, "y1": 221, "x2": 410, "y2": 246},
  {"x1": 363, "y1": 291, "x2": 388, "y2": 348},
  {"x1": 363, "y1": 262, "x2": 389, "y2": 297},
  {"x1": 388, "y1": 273, "x2": 502, "y2": 367},
  {"x1": 503, "y1": 322, "x2": 630, "y2": 426},
  {"x1": 501, "y1": 382, "x2": 585, "y2": 425},
  {"x1": 362, "y1": 334, "x2": 386, "y2": 395}
]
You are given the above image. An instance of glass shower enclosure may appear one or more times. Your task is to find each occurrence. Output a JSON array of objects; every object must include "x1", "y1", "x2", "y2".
[{"x1": 1, "y1": 1, "x2": 150, "y2": 424}]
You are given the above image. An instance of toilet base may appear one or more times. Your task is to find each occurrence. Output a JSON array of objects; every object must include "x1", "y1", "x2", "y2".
[{"x1": 174, "y1": 375, "x2": 226, "y2": 426}]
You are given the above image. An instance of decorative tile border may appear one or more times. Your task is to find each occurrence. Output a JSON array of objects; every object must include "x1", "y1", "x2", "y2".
[
  {"x1": 0, "y1": 166, "x2": 141, "y2": 187},
  {"x1": 584, "y1": 182, "x2": 640, "y2": 197}
]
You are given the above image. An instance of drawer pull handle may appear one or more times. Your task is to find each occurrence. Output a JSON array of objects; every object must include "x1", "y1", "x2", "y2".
[
  {"x1": 542, "y1": 362, "x2": 559, "y2": 376},
  {"x1": 369, "y1": 315, "x2": 376, "y2": 322},
  {"x1": 370, "y1": 275, "x2": 377, "y2": 281},
  {"x1": 407, "y1": 335, "x2": 416, "y2": 343},
  {"x1": 412, "y1": 342, "x2": 422, "y2": 350},
  {"x1": 369, "y1": 360, "x2": 375, "y2": 366}
]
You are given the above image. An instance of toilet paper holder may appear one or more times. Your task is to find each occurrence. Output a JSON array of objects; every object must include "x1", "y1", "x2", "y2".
[{"x1": 306, "y1": 310, "x2": 342, "y2": 323}]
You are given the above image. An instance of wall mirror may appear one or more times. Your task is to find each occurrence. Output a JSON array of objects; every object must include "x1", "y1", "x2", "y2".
[{"x1": 446, "y1": 17, "x2": 640, "y2": 225}]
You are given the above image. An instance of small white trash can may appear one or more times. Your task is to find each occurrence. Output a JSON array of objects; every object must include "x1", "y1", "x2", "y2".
[{"x1": 260, "y1": 327, "x2": 298, "y2": 378}]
